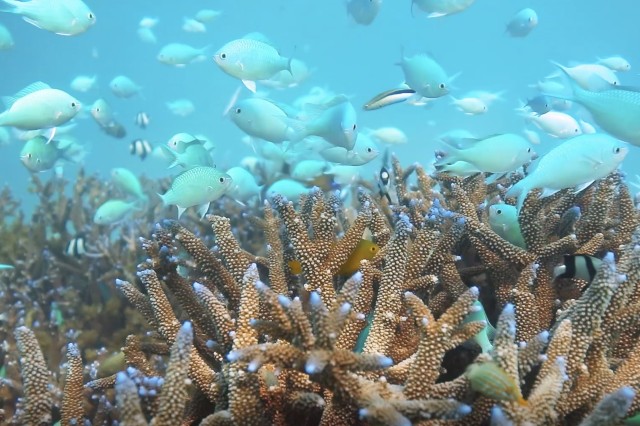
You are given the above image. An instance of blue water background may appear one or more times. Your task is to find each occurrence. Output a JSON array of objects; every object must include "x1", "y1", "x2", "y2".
[{"x1": 0, "y1": 0, "x2": 639, "y2": 215}]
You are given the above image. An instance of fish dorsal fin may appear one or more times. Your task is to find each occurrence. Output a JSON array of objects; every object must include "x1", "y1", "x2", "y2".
[
  {"x1": 3, "y1": 81, "x2": 51, "y2": 108},
  {"x1": 14, "y1": 81, "x2": 51, "y2": 99},
  {"x1": 241, "y1": 32, "x2": 275, "y2": 47}
]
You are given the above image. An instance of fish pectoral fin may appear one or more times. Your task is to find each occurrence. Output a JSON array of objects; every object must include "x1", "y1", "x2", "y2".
[
  {"x1": 574, "y1": 180, "x2": 594, "y2": 194},
  {"x1": 242, "y1": 79, "x2": 257, "y2": 93},
  {"x1": 197, "y1": 202, "x2": 210, "y2": 218},
  {"x1": 177, "y1": 205, "x2": 187, "y2": 219}
]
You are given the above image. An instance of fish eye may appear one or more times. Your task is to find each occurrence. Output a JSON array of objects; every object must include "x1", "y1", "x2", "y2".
[
  {"x1": 367, "y1": 147, "x2": 372, "y2": 153},
  {"x1": 496, "y1": 209, "x2": 502, "y2": 215},
  {"x1": 439, "y1": 83, "x2": 446, "y2": 89},
  {"x1": 71, "y1": 102, "x2": 77, "y2": 108},
  {"x1": 27, "y1": 153, "x2": 32, "y2": 159},
  {"x1": 220, "y1": 53, "x2": 227, "y2": 59},
  {"x1": 574, "y1": 128, "x2": 579, "y2": 132},
  {"x1": 88, "y1": 13, "x2": 94, "y2": 19},
  {"x1": 614, "y1": 147, "x2": 621, "y2": 153},
  {"x1": 219, "y1": 177, "x2": 225, "y2": 183},
  {"x1": 527, "y1": 148, "x2": 531, "y2": 152},
  {"x1": 236, "y1": 108, "x2": 242, "y2": 114},
  {"x1": 352, "y1": 124, "x2": 357, "y2": 131}
]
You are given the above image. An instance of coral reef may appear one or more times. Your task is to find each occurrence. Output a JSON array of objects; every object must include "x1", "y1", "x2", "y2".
[{"x1": 2, "y1": 160, "x2": 640, "y2": 425}]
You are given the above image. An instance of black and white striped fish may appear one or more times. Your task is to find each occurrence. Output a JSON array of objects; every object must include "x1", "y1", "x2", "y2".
[
  {"x1": 134, "y1": 111, "x2": 150, "y2": 129},
  {"x1": 65, "y1": 235, "x2": 86, "y2": 258},
  {"x1": 553, "y1": 254, "x2": 602, "y2": 283},
  {"x1": 130, "y1": 139, "x2": 152, "y2": 160}
]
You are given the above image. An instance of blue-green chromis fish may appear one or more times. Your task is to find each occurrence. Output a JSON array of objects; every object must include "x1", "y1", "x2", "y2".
[
  {"x1": 158, "y1": 166, "x2": 233, "y2": 219},
  {"x1": 488, "y1": 203, "x2": 527, "y2": 249},
  {"x1": 0, "y1": 82, "x2": 81, "y2": 130},
  {"x1": 0, "y1": 0, "x2": 96, "y2": 36},
  {"x1": 20, "y1": 135, "x2": 85, "y2": 173},
  {"x1": 290, "y1": 95, "x2": 358, "y2": 150},
  {"x1": 111, "y1": 168, "x2": 147, "y2": 201},
  {"x1": 551, "y1": 65, "x2": 640, "y2": 146},
  {"x1": 214, "y1": 37, "x2": 293, "y2": 93},
  {"x1": 93, "y1": 199, "x2": 140, "y2": 225}
]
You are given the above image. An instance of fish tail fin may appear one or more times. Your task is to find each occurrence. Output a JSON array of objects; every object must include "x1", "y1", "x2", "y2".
[
  {"x1": 160, "y1": 145, "x2": 180, "y2": 168},
  {"x1": 287, "y1": 55, "x2": 294, "y2": 76},
  {"x1": 505, "y1": 179, "x2": 529, "y2": 212},
  {"x1": 157, "y1": 192, "x2": 168, "y2": 206}
]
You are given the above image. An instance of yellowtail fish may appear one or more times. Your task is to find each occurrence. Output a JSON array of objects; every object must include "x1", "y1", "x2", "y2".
[
  {"x1": 466, "y1": 361, "x2": 527, "y2": 406},
  {"x1": 363, "y1": 88, "x2": 416, "y2": 111},
  {"x1": 288, "y1": 239, "x2": 380, "y2": 276}
]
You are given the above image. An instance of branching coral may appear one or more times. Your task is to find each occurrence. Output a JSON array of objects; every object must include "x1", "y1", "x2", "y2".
[{"x1": 2, "y1": 166, "x2": 640, "y2": 425}]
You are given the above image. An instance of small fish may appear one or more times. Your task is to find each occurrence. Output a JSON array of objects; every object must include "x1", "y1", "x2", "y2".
[
  {"x1": 320, "y1": 133, "x2": 379, "y2": 166},
  {"x1": 463, "y1": 301, "x2": 495, "y2": 353},
  {"x1": 259, "y1": 58, "x2": 313, "y2": 90},
  {"x1": 109, "y1": 75, "x2": 141, "y2": 98},
  {"x1": 378, "y1": 165, "x2": 392, "y2": 203},
  {"x1": 363, "y1": 88, "x2": 416, "y2": 111},
  {"x1": 597, "y1": 55, "x2": 631, "y2": 72},
  {"x1": 525, "y1": 95, "x2": 551, "y2": 116},
  {"x1": 524, "y1": 111, "x2": 582, "y2": 139},
  {"x1": 367, "y1": 126, "x2": 408, "y2": 144},
  {"x1": 0, "y1": 82, "x2": 81, "y2": 130},
  {"x1": 412, "y1": 0, "x2": 475, "y2": 18},
  {"x1": 130, "y1": 139, "x2": 152, "y2": 160},
  {"x1": 0, "y1": 264, "x2": 15, "y2": 270},
  {"x1": 550, "y1": 61, "x2": 619, "y2": 90},
  {"x1": 182, "y1": 17, "x2": 206, "y2": 33},
  {"x1": 548, "y1": 65, "x2": 640, "y2": 146},
  {"x1": 230, "y1": 98, "x2": 294, "y2": 143},
  {"x1": 346, "y1": 0, "x2": 382, "y2": 26},
  {"x1": 93, "y1": 199, "x2": 139, "y2": 225},
  {"x1": 265, "y1": 179, "x2": 310, "y2": 203},
  {"x1": 434, "y1": 133, "x2": 535, "y2": 174},
  {"x1": 166, "y1": 133, "x2": 203, "y2": 153},
  {"x1": 137, "y1": 27, "x2": 156, "y2": 44},
  {"x1": 161, "y1": 142, "x2": 213, "y2": 169},
  {"x1": 291, "y1": 95, "x2": 358, "y2": 149},
  {"x1": 70, "y1": 75, "x2": 97, "y2": 93},
  {"x1": 398, "y1": 52, "x2": 455, "y2": 99},
  {"x1": 451, "y1": 96, "x2": 487, "y2": 115},
  {"x1": 505, "y1": 133, "x2": 628, "y2": 211},
  {"x1": 194, "y1": 9, "x2": 221, "y2": 23},
  {"x1": 434, "y1": 160, "x2": 481, "y2": 177},
  {"x1": 166, "y1": 99, "x2": 195, "y2": 117},
  {"x1": 0, "y1": 0, "x2": 96, "y2": 36},
  {"x1": 90, "y1": 98, "x2": 126, "y2": 139},
  {"x1": 505, "y1": 8, "x2": 538, "y2": 37},
  {"x1": 466, "y1": 360, "x2": 527, "y2": 406},
  {"x1": 157, "y1": 43, "x2": 208, "y2": 67},
  {"x1": 0, "y1": 23, "x2": 14, "y2": 50},
  {"x1": 214, "y1": 37, "x2": 293, "y2": 93},
  {"x1": 288, "y1": 239, "x2": 380, "y2": 276},
  {"x1": 158, "y1": 166, "x2": 233, "y2": 219},
  {"x1": 134, "y1": 111, "x2": 149, "y2": 129},
  {"x1": 553, "y1": 254, "x2": 602, "y2": 283},
  {"x1": 138, "y1": 16, "x2": 158, "y2": 28},
  {"x1": 488, "y1": 203, "x2": 526, "y2": 249},
  {"x1": 20, "y1": 135, "x2": 84, "y2": 172},
  {"x1": 226, "y1": 166, "x2": 262, "y2": 202},
  {"x1": 111, "y1": 168, "x2": 147, "y2": 201},
  {"x1": 65, "y1": 235, "x2": 86, "y2": 258}
]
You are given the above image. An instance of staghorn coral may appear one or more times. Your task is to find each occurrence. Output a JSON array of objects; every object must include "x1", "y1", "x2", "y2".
[{"x1": 1, "y1": 166, "x2": 640, "y2": 425}]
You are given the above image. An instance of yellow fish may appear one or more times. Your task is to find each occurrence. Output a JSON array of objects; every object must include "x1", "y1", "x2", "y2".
[
  {"x1": 466, "y1": 361, "x2": 528, "y2": 406},
  {"x1": 287, "y1": 239, "x2": 379, "y2": 277}
]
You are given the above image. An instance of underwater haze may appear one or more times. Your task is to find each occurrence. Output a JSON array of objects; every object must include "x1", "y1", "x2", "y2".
[{"x1": 0, "y1": 0, "x2": 639, "y2": 214}]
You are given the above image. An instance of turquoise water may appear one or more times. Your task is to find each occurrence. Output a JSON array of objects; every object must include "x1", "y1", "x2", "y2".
[{"x1": 0, "y1": 0, "x2": 639, "y2": 214}]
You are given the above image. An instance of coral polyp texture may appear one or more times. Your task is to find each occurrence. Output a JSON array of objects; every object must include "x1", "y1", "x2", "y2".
[{"x1": 2, "y1": 160, "x2": 640, "y2": 425}]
